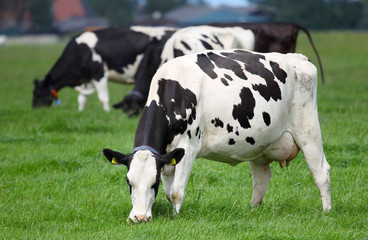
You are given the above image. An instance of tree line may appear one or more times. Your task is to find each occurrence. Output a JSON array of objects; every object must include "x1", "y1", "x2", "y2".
[{"x1": 250, "y1": 0, "x2": 367, "y2": 29}]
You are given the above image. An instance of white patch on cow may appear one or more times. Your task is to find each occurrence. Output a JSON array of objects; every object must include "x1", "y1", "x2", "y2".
[
  {"x1": 108, "y1": 70, "x2": 134, "y2": 84},
  {"x1": 76, "y1": 31, "x2": 98, "y2": 48},
  {"x1": 130, "y1": 26, "x2": 177, "y2": 40},
  {"x1": 75, "y1": 31, "x2": 102, "y2": 63},
  {"x1": 121, "y1": 54, "x2": 144, "y2": 78},
  {"x1": 127, "y1": 150, "x2": 157, "y2": 222},
  {"x1": 231, "y1": 26, "x2": 255, "y2": 51},
  {"x1": 74, "y1": 83, "x2": 95, "y2": 95}
]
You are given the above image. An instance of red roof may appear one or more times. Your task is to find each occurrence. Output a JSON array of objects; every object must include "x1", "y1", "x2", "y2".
[{"x1": 53, "y1": 0, "x2": 86, "y2": 22}]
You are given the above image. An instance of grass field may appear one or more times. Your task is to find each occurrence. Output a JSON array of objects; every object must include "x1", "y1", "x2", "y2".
[{"x1": 1, "y1": 31, "x2": 368, "y2": 239}]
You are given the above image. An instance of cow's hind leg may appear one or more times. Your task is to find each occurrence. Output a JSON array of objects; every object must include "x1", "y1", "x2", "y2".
[
  {"x1": 78, "y1": 93, "x2": 87, "y2": 111},
  {"x1": 293, "y1": 113, "x2": 331, "y2": 211},
  {"x1": 300, "y1": 142, "x2": 331, "y2": 211},
  {"x1": 248, "y1": 161, "x2": 272, "y2": 207}
]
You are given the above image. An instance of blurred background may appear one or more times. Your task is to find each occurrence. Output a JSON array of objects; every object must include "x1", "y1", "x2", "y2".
[{"x1": 0, "y1": 0, "x2": 367, "y2": 41}]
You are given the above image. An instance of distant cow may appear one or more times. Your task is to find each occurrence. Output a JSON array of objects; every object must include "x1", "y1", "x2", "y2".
[
  {"x1": 32, "y1": 26, "x2": 175, "y2": 112},
  {"x1": 113, "y1": 22, "x2": 324, "y2": 116},
  {"x1": 103, "y1": 49, "x2": 331, "y2": 223}
]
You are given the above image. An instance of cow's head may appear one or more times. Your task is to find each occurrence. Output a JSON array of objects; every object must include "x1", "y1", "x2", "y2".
[
  {"x1": 102, "y1": 147, "x2": 184, "y2": 223},
  {"x1": 32, "y1": 79, "x2": 53, "y2": 108}
]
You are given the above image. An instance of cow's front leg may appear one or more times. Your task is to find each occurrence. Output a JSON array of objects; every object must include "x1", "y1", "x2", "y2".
[
  {"x1": 169, "y1": 151, "x2": 196, "y2": 215},
  {"x1": 93, "y1": 75, "x2": 110, "y2": 112},
  {"x1": 248, "y1": 161, "x2": 272, "y2": 207},
  {"x1": 161, "y1": 165, "x2": 175, "y2": 202},
  {"x1": 77, "y1": 93, "x2": 87, "y2": 111},
  {"x1": 75, "y1": 83, "x2": 95, "y2": 111}
]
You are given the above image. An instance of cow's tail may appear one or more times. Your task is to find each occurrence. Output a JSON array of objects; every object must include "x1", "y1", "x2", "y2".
[{"x1": 294, "y1": 23, "x2": 324, "y2": 83}]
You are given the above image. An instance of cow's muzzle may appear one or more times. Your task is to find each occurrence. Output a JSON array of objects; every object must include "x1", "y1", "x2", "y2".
[{"x1": 127, "y1": 214, "x2": 152, "y2": 224}]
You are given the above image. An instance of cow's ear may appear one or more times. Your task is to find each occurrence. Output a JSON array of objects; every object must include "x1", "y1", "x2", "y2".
[
  {"x1": 160, "y1": 148, "x2": 185, "y2": 166},
  {"x1": 34, "y1": 79, "x2": 40, "y2": 85},
  {"x1": 103, "y1": 148, "x2": 130, "y2": 166}
]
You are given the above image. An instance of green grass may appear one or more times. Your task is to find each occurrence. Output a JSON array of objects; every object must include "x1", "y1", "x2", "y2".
[{"x1": 1, "y1": 31, "x2": 368, "y2": 239}]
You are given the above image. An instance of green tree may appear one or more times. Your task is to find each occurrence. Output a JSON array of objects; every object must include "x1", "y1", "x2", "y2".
[
  {"x1": 28, "y1": 0, "x2": 53, "y2": 33},
  {"x1": 87, "y1": 0, "x2": 134, "y2": 27},
  {"x1": 144, "y1": 0, "x2": 187, "y2": 14},
  {"x1": 0, "y1": 0, "x2": 53, "y2": 33},
  {"x1": 0, "y1": 0, "x2": 29, "y2": 28},
  {"x1": 250, "y1": 0, "x2": 364, "y2": 29}
]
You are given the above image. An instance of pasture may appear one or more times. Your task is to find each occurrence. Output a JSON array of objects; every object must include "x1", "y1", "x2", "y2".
[{"x1": 0, "y1": 31, "x2": 367, "y2": 239}]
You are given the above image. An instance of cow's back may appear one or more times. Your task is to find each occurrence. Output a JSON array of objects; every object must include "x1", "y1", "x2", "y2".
[{"x1": 160, "y1": 26, "x2": 255, "y2": 64}]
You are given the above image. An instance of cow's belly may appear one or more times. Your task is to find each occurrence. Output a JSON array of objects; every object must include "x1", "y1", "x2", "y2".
[
  {"x1": 108, "y1": 70, "x2": 135, "y2": 84},
  {"x1": 198, "y1": 131, "x2": 299, "y2": 166},
  {"x1": 107, "y1": 54, "x2": 144, "y2": 84}
]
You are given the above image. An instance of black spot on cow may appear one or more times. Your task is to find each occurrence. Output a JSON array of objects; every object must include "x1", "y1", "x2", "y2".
[
  {"x1": 221, "y1": 78, "x2": 229, "y2": 86},
  {"x1": 221, "y1": 49, "x2": 265, "y2": 66},
  {"x1": 235, "y1": 130, "x2": 239, "y2": 136},
  {"x1": 195, "y1": 127, "x2": 200, "y2": 136},
  {"x1": 200, "y1": 39, "x2": 213, "y2": 50},
  {"x1": 252, "y1": 79, "x2": 282, "y2": 102},
  {"x1": 195, "y1": 127, "x2": 202, "y2": 140},
  {"x1": 246, "y1": 137, "x2": 255, "y2": 145},
  {"x1": 262, "y1": 112, "x2": 271, "y2": 126},
  {"x1": 77, "y1": 43, "x2": 105, "y2": 82},
  {"x1": 156, "y1": 79, "x2": 197, "y2": 144},
  {"x1": 221, "y1": 50, "x2": 282, "y2": 102},
  {"x1": 181, "y1": 40, "x2": 192, "y2": 51},
  {"x1": 174, "y1": 48, "x2": 184, "y2": 58},
  {"x1": 187, "y1": 130, "x2": 192, "y2": 139},
  {"x1": 94, "y1": 29, "x2": 152, "y2": 75},
  {"x1": 134, "y1": 100, "x2": 169, "y2": 153},
  {"x1": 196, "y1": 53, "x2": 217, "y2": 79},
  {"x1": 201, "y1": 34, "x2": 209, "y2": 39},
  {"x1": 207, "y1": 52, "x2": 247, "y2": 80},
  {"x1": 211, "y1": 35, "x2": 224, "y2": 48},
  {"x1": 232, "y1": 87, "x2": 255, "y2": 129},
  {"x1": 229, "y1": 139, "x2": 236, "y2": 145},
  {"x1": 224, "y1": 74, "x2": 233, "y2": 81},
  {"x1": 270, "y1": 61, "x2": 287, "y2": 84},
  {"x1": 211, "y1": 118, "x2": 224, "y2": 128},
  {"x1": 226, "y1": 124, "x2": 233, "y2": 133}
]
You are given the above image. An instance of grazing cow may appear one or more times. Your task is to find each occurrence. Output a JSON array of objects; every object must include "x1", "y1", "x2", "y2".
[
  {"x1": 113, "y1": 22, "x2": 324, "y2": 116},
  {"x1": 32, "y1": 26, "x2": 176, "y2": 112},
  {"x1": 103, "y1": 49, "x2": 331, "y2": 223},
  {"x1": 114, "y1": 25, "x2": 255, "y2": 116}
]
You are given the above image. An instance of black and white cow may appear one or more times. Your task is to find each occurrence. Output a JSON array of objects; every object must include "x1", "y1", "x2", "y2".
[
  {"x1": 113, "y1": 22, "x2": 324, "y2": 116},
  {"x1": 113, "y1": 25, "x2": 255, "y2": 116},
  {"x1": 32, "y1": 26, "x2": 176, "y2": 112},
  {"x1": 103, "y1": 49, "x2": 331, "y2": 223}
]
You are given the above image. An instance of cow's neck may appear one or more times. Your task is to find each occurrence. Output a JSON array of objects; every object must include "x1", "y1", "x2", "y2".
[
  {"x1": 42, "y1": 74, "x2": 60, "y2": 91},
  {"x1": 134, "y1": 101, "x2": 169, "y2": 154}
]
